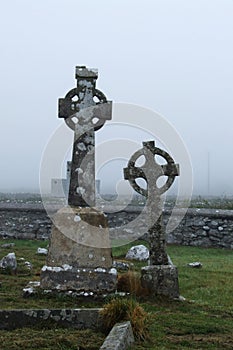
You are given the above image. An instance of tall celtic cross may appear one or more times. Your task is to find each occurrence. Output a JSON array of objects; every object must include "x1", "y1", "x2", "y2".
[
  {"x1": 59, "y1": 66, "x2": 112, "y2": 207},
  {"x1": 124, "y1": 141, "x2": 179, "y2": 265}
]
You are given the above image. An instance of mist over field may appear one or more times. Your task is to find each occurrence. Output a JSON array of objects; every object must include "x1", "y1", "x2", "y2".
[{"x1": 0, "y1": 0, "x2": 233, "y2": 197}]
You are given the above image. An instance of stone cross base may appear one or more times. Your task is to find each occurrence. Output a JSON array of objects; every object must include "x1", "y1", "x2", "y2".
[
  {"x1": 40, "y1": 266, "x2": 117, "y2": 294},
  {"x1": 141, "y1": 265, "x2": 179, "y2": 299},
  {"x1": 40, "y1": 206, "x2": 117, "y2": 293}
]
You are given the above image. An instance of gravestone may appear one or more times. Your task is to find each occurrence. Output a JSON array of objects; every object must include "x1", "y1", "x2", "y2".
[
  {"x1": 40, "y1": 66, "x2": 117, "y2": 294},
  {"x1": 124, "y1": 141, "x2": 180, "y2": 298}
]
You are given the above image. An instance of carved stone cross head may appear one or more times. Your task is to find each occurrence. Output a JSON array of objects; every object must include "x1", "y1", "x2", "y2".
[
  {"x1": 124, "y1": 141, "x2": 179, "y2": 266},
  {"x1": 124, "y1": 140, "x2": 179, "y2": 199},
  {"x1": 58, "y1": 66, "x2": 112, "y2": 207},
  {"x1": 58, "y1": 66, "x2": 112, "y2": 132}
]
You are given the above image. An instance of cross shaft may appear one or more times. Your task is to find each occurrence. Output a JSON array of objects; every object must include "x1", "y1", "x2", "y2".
[
  {"x1": 124, "y1": 140, "x2": 179, "y2": 265},
  {"x1": 58, "y1": 66, "x2": 112, "y2": 207}
]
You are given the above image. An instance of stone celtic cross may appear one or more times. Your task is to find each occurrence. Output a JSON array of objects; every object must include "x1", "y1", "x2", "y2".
[
  {"x1": 59, "y1": 66, "x2": 112, "y2": 207},
  {"x1": 124, "y1": 141, "x2": 179, "y2": 265},
  {"x1": 40, "y1": 66, "x2": 116, "y2": 295}
]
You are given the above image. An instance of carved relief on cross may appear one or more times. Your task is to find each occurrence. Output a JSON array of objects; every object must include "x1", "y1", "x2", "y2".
[
  {"x1": 124, "y1": 141, "x2": 179, "y2": 265},
  {"x1": 58, "y1": 66, "x2": 112, "y2": 207}
]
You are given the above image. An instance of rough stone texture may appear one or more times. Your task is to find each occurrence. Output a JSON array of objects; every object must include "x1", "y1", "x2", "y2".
[
  {"x1": 1, "y1": 205, "x2": 233, "y2": 249},
  {"x1": 164, "y1": 208, "x2": 233, "y2": 249},
  {"x1": 125, "y1": 244, "x2": 149, "y2": 261},
  {"x1": 0, "y1": 205, "x2": 52, "y2": 240},
  {"x1": 37, "y1": 247, "x2": 48, "y2": 255},
  {"x1": 124, "y1": 141, "x2": 180, "y2": 298},
  {"x1": 141, "y1": 265, "x2": 180, "y2": 299},
  {"x1": 58, "y1": 66, "x2": 112, "y2": 207},
  {"x1": 124, "y1": 141, "x2": 179, "y2": 198},
  {"x1": 0, "y1": 252, "x2": 17, "y2": 272},
  {"x1": 187, "y1": 262, "x2": 202, "y2": 268},
  {"x1": 40, "y1": 206, "x2": 117, "y2": 292},
  {"x1": 0, "y1": 308, "x2": 134, "y2": 349},
  {"x1": 68, "y1": 103, "x2": 112, "y2": 207},
  {"x1": 0, "y1": 308, "x2": 101, "y2": 331},
  {"x1": 46, "y1": 206, "x2": 113, "y2": 267},
  {"x1": 39, "y1": 67, "x2": 115, "y2": 294},
  {"x1": 123, "y1": 141, "x2": 179, "y2": 254},
  {"x1": 100, "y1": 321, "x2": 135, "y2": 350},
  {"x1": 40, "y1": 266, "x2": 117, "y2": 293},
  {"x1": 70, "y1": 122, "x2": 95, "y2": 207},
  {"x1": 1, "y1": 243, "x2": 15, "y2": 248},
  {"x1": 113, "y1": 261, "x2": 130, "y2": 271},
  {"x1": 149, "y1": 214, "x2": 169, "y2": 265}
]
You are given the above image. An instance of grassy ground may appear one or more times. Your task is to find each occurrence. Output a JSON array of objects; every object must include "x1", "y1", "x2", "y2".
[
  {"x1": 133, "y1": 245, "x2": 233, "y2": 349},
  {"x1": 0, "y1": 239, "x2": 233, "y2": 349},
  {"x1": 0, "y1": 328, "x2": 105, "y2": 350}
]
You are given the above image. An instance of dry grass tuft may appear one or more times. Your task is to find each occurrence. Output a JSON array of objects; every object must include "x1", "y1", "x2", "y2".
[
  {"x1": 117, "y1": 271, "x2": 150, "y2": 297},
  {"x1": 100, "y1": 297, "x2": 150, "y2": 340}
]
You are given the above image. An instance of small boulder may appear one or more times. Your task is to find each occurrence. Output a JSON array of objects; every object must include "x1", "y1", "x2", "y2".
[
  {"x1": 125, "y1": 245, "x2": 149, "y2": 261},
  {"x1": 113, "y1": 261, "x2": 130, "y2": 271},
  {"x1": 24, "y1": 261, "x2": 33, "y2": 271},
  {"x1": 23, "y1": 281, "x2": 40, "y2": 297},
  {"x1": 0, "y1": 252, "x2": 17, "y2": 273},
  {"x1": 187, "y1": 261, "x2": 202, "y2": 268},
  {"x1": 37, "y1": 248, "x2": 48, "y2": 255},
  {"x1": 1, "y1": 243, "x2": 15, "y2": 248},
  {"x1": 17, "y1": 259, "x2": 33, "y2": 275}
]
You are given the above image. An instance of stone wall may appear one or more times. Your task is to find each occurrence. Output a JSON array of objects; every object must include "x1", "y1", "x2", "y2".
[
  {"x1": 0, "y1": 204, "x2": 232, "y2": 249},
  {"x1": 0, "y1": 206, "x2": 51, "y2": 240},
  {"x1": 165, "y1": 208, "x2": 233, "y2": 249}
]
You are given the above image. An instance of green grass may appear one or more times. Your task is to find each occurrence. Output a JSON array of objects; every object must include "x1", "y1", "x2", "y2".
[
  {"x1": 0, "y1": 328, "x2": 105, "y2": 350},
  {"x1": 0, "y1": 239, "x2": 233, "y2": 349}
]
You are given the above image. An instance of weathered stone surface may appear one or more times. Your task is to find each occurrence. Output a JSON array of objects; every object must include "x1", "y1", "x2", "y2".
[
  {"x1": 141, "y1": 265, "x2": 179, "y2": 299},
  {"x1": 40, "y1": 206, "x2": 117, "y2": 292},
  {"x1": 0, "y1": 252, "x2": 17, "y2": 272},
  {"x1": 125, "y1": 244, "x2": 149, "y2": 261},
  {"x1": 58, "y1": 66, "x2": 112, "y2": 207},
  {"x1": 1, "y1": 243, "x2": 15, "y2": 248},
  {"x1": 149, "y1": 215, "x2": 169, "y2": 265},
  {"x1": 0, "y1": 308, "x2": 101, "y2": 331},
  {"x1": 37, "y1": 247, "x2": 48, "y2": 255},
  {"x1": 46, "y1": 206, "x2": 112, "y2": 268},
  {"x1": 0, "y1": 207, "x2": 52, "y2": 240},
  {"x1": 1, "y1": 206, "x2": 233, "y2": 249},
  {"x1": 187, "y1": 262, "x2": 202, "y2": 268},
  {"x1": 23, "y1": 281, "x2": 40, "y2": 296},
  {"x1": 100, "y1": 321, "x2": 135, "y2": 350},
  {"x1": 68, "y1": 103, "x2": 112, "y2": 207},
  {"x1": 124, "y1": 141, "x2": 180, "y2": 299},
  {"x1": 40, "y1": 266, "x2": 117, "y2": 293},
  {"x1": 124, "y1": 141, "x2": 179, "y2": 199},
  {"x1": 25, "y1": 261, "x2": 32, "y2": 269},
  {"x1": 40, "y1": 67, "x2": 116, "y2": 294},
  {"x1": 113, "y1": 261, "x2": 130, "y2": 271}
]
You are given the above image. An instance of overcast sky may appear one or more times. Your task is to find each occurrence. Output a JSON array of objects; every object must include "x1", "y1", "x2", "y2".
[{"x1": 0, "y1": 0, "x2": 233, "y2": 196}]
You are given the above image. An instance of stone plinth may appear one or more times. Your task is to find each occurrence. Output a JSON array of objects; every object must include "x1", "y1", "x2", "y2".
[
  {"x1": 40, "y1": 266, "x2": 117, "y2": 294},
  {"x1": 0, "y1": 308, "x2": 101, "y2": 331},
  {"x1": 46, "y1": 206, "x2": 112, "y2": 267},
  {"x1": 40, "y1": 206, "x2": 117, "y2": 293},
  {"x1": 141, "y1": 265, "x2": 179, "y2": 299}
]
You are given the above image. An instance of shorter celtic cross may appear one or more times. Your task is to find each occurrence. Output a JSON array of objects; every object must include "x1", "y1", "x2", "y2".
[
  {"x1": 59, "y1": 66, "x2": 112, "y2": 207},
  {"x1": 124, "y1": 141, "x2": 179, "y2": 265}
]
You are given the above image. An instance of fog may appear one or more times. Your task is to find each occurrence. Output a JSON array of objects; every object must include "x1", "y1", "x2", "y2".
[{"x1": 0, "y1": 0, "x2": 233, "y2": 196}]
